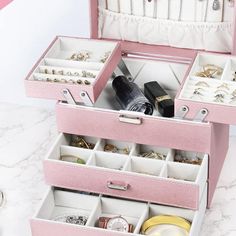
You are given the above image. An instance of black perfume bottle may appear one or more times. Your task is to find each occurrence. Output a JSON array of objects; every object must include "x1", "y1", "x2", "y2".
[
  {"x1": 112, "y1": 75, "x2": 154, "y2": 115},
  {"x1": 144, "y1": 81, "x2": 174, "y2": 118}
]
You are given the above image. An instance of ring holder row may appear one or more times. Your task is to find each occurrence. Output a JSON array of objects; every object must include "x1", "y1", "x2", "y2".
[
  {"x1": 48, "y1": 134, "x2": 207, "y2": 184},
  {"x1": 28, "y1": 37, "x2": 117, "y2": 86},
  {"x1": 35, "y1": 187, "x2": 206, "y2": 235}
]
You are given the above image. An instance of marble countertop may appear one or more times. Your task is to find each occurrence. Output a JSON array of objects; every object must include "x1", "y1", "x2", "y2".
[{"x1": 0, "y1": 103, "x2": 235, "y2": 236}]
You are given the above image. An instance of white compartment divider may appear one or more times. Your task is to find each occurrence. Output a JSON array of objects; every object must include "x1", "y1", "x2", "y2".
[
  {"x1": 189, "y1": 185, "x2": 207, "y2": 236},
  {"x1": 43, "y1": 59, "x2": 104, "y2": 71},
  {"x1": 38, "y1": 65, "x2": 99, "y2": 78},
  {"x1": 189, "y1": 53, "x2": 227, "y2": 80},
  {"x1": 44, "y1": 134, "x2": 69, "y2": 162},
  {"x1": 86, "y1": 195, "x2": 103, "y2": 227},
  {"x1": 159, "y1": 162, "x2": 168, "y2": 178},
  {"x1": 130, "y1": 143, "x2": 169, "y2": 160},
  {"x1": 195, "y1": 155, "x2": 209, "y2": 200},
  {"x1": 126, "y1": 156, "x2": 164, "y2": 177},
  {"x1": 87, "y1": 151, "x2": 128, "y2": 171},
  {"x1": 94, "y1": 197, "x2": 147, "y2": 229},
  {"x1": 166, "y1": 149, "x2": 175, "y2": 162},
  {"x1": 164, "y1": 162, "x2": 201, "y2": 183},
  {"x1": 133, "y1": 204, "x2": 150, "y2": 234},
  {"x1": 221, "y1": 58, "x2": 233, "y2": 82},
  {"x1": 35, "y1": 187, "x2": 55, "y2": 220},
  {"x1": 221, "y1": 58, "x2": 231, "y2": 81},
  {"x1": 96, "y1": 139, "x2": 134, "y2": 155},
  {"x1": 33, "y1": 73, "x2": 95, "y2": 85},
  {"x1": 60, "y1": 145, "x2": 93, "y2": 164},
  {"x1": 46, "y1": 37, "x2": 117, "y2": 58}
]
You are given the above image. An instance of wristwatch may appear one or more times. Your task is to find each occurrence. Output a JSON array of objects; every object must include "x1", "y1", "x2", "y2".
[{"x1": 98, "y1": 216, "x2": 134, "y2": 233}]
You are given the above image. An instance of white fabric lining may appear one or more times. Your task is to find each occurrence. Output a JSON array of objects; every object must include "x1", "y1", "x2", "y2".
[{"x1": 98, "y1": 8, "x2": 233, "y2": 52}]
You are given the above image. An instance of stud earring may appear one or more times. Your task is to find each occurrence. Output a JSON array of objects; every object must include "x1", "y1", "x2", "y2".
[{"x1": 213, "y1": 0, "x2": 221, "y2": 10}]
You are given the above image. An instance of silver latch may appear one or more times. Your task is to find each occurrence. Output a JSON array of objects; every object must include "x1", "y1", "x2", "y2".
[
  {"x1": 194, "y1": 108, "x2": 209, "y2": 122},
  {"x1": 62, "y1": 89, "x2": 76, "y2": 105},
  {"x1": 175, "y1": 106, "x2": 189, "y2": 119},
  {"x1": 118, "y1": 59, "x2": 134, "y2": 82},
  {"x1": 80, "y1": 91, "x2": 93, "y2": 107},
  {"x1": 62, "y1": 89, "x2": 93, "y2": 107}
]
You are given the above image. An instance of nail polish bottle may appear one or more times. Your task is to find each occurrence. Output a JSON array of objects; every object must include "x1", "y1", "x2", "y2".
[
  {"x1": 144, "y1": 81, "x2": 174, "y2": 118},
  {"x1": 112, "y1": 75, "x2": 154, "y2": 115}
]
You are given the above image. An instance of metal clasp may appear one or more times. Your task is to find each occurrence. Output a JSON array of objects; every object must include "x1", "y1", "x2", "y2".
[{"x1": 107, "y1": 181, "x2": 129, "y2": 191}]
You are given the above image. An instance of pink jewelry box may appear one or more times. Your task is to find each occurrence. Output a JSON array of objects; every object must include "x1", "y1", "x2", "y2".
[{"x1": 27, "y1": 1, "x2": 236, "y2": 235}]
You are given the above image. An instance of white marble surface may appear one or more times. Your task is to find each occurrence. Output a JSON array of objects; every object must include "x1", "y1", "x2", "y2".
[{"x1": 0, "y1": 103, "x2": 236, "y2": 236}]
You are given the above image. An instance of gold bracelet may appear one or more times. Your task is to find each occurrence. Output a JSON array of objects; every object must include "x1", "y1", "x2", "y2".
[
  {"x1": 141, "y1": 215, "x2": 191, "y2": 234},
  {"x1": 61, "y1": 155, "x2": 86, "y2": 165}
]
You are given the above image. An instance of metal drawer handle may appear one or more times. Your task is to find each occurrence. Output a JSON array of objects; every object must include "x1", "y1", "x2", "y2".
[
  {"x1": 119, "y1": 115, "x2": 142, "y2": 125},
  {"x1": 107, "y1": 181, "x2": 129, "y2": 191}
]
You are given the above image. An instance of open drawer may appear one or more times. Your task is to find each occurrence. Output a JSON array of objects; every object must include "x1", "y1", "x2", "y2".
[
  {"x1": 176, "y1": 52, "x2": 236, "y2": 125},
  {"x1": 44, "y1": 133, "x2": 208, "y2": 210},
  {"x1": 25, "y1": 36, "x2": 121, "y2": 103},
  {"x1": 30, "y1": 186, "x2": 207, "y2": 236},
  {"x1": 56, "y1": 56, "x2": 216, "y2": 154}
]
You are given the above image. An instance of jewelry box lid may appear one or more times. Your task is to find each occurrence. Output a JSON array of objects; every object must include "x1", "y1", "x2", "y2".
[{"x1": 90, "y1": 0, "x2": 236, "y2": 55}]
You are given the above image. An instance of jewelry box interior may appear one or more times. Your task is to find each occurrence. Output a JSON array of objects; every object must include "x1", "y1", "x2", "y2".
[
  {"x1": 27, "y1": 37, "x2": 118, "y2": 87},
  {"x1": 46, "y1": 133, "x2": 208, "y2": 197},
  {"x1": 34, "y1": 186, "x2": 207, "y2": 236},
  {"x1": 179, "y1": 53, "x2": 236, "y2": 106},
  {"x1": 98, "y1": 0, "x2": 235, "y2": 53},
  {"x1": 57, "y1": 55, "x2": 191, "y2": 121}
]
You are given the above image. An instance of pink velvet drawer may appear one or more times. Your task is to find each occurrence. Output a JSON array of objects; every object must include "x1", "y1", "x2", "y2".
[
  {"x1": 56, "y1": 101, "x2": 213, "y2": 154},
  {"x1": 176, "y1": 52, "x2": 236, "y2": 125},
  {"x1": 25, "y1": 36, "x2": 121, "y2": 104},
  {"x1": 43, "y1": 133, "x2": 208, "y2": 210},
  {"x1": 30, "y1": 186, "x2": 207, "y2": 236}
]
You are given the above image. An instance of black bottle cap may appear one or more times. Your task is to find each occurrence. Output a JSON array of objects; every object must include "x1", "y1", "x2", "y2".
[
  {"x1": 144, "y1": 81, "x2": 174, "y2": 118},
  {"x1": 112, "y1": 75, "x2": 132, "y2": 94}
]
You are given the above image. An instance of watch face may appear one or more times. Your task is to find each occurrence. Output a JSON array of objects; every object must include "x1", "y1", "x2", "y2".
[{"x1": 106, "y1": 217, "x2": 129, "y2": 232}]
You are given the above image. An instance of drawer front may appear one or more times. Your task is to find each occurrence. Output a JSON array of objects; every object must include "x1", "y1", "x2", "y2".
[
  {"x1": 56, "y1": 103, "x2": 212, "y2": 154},
  {"x1": 30, "y1": 186, "x2": 207, "y2": 236},
  {"x1": 25, "y1": 36, "x2": 121, "y2": 103},
  {"x1": 43, "y1": 133, "x2": 208, "y2": 210}
]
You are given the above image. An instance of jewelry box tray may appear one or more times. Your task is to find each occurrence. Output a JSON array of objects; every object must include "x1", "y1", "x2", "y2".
[
  {"x1": 30, "y1": 186, "x2": 207, "y2": 236},
  {"x1": 24, "y1": 36, "x2": 121, "y2": 104},
  {"x1": 55, "y1": 55, "x2": 229, "y2": 209},
  {"x1": 176, "y1": 52, "x2": 236, "y2": 125},
  {"x1": 44, "y1": 133, "x2": 208, "y2": 210}
]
